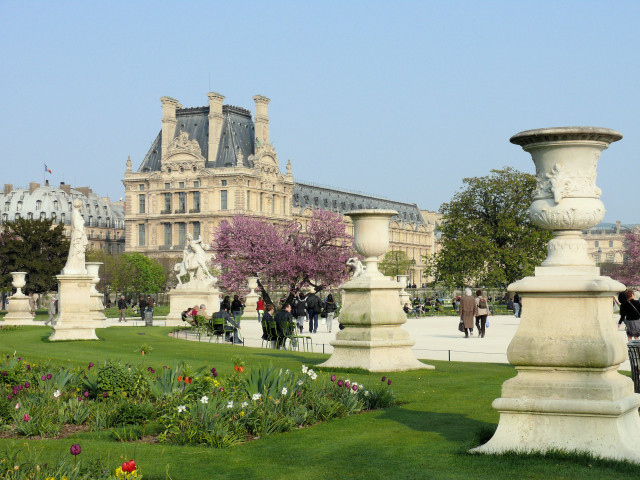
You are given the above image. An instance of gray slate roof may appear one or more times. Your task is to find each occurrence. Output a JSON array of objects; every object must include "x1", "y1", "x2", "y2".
[
  {"x1": 293, "y1": 182, "x2": 424, "y2": 226},
  {"x1": 138, "y1": 105, "x2": 255, "y2": 172}
]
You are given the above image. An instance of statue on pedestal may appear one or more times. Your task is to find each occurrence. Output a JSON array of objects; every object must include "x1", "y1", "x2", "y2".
[
  {"x1": 62, "y1": 199, "x2": 88, "y2": 275},
  {"x1": 174, "y1": 234, "x2": 214, "y2": 286}
]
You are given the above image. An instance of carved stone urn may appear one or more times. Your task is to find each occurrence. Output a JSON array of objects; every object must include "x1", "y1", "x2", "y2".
[
  {"x1": 244, "y1": 277, "x2": 260, "y2": 316},
  {"x1": 474, "y1": 127, "x2": 640, "y2": 463},
  {"x1": 396, "y1": 275, "x2": 410, "y2": 306},
  {"x1": 320, "y1": 210, "x2": 430, "y2": 372},
  {"x1": 11, "y1": 272, "x2": 27, "y2": 297}
]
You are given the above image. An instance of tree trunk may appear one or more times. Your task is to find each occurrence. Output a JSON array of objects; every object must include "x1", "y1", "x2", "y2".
[{"x1": 256, "y1": 279, "x2": 273, "y2": 306}]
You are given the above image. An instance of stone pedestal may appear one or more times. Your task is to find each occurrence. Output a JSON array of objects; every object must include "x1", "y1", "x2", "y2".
[
  {"x1": 320, "y1": 210, "x2": 431, "y2": 372},
  {"x1": 397, "y1": 275, "x2": 411, "y2": 306},
  {"x1": 86, "y1": 262, "x2": 106, "y2": 322},
  {"x1": 50, "y1": 274, "x2": 101, "y2": 341},
  {"x1": 166, "y1": 284, "x2": 220, "y2": 324},
  {"x1": 3, "y1": 272, "x2": 35, "y2": 325},
  {"x1": 473, "y1": 127, "x2": 640, "y2": 463},
  {"x1": 244, "y1": 277, "x2": 259, "y2": 316}
]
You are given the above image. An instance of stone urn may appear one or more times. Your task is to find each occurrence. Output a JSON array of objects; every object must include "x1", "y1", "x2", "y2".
[
  {"x1": 474, "y1": 127, "x2": 640, "y2": 463},
  {"x1": 85, "y1": 262, "x2": 102, "y2": 295},
  {"x1": 396, "y1": 275, "x2": 410, "y2": 306},
  {"x1": 513, "y1": 127, "x2": 622, "y2": 269},
  {"x1": 11, "y1": 272, "x2": 27, "y2": 297},
  {"x1": 320, "y1": 209, "x2": 430, "y2": 372},
  {"x1": 245, "y1": 276, "x2": 260, "y2": 316}
]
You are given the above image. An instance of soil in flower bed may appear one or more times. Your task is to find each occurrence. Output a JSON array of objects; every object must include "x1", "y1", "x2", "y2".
[{"x1": 0, "y1": 423, "x2": 91, "y2": 440}]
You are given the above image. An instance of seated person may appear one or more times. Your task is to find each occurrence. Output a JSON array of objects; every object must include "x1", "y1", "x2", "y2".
[
  {"x1": 274, "y1": 303, "x2": 292, "y2": 349},
  {"x1": 403, "y1": 303, "x2": 411, "y2": 315},
  {"x1": 212, "y1": 305, "x2": 241, "y2": 343},
  {"x1": 181, "y1": 307, "x2": 195, "y2": 326},
  {"x1": 198, "y1": 304, "x2": 210, "y2": 321}
]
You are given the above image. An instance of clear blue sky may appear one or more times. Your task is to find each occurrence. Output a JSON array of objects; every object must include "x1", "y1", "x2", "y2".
[{"x1": 1, "y1": 1, "x2": 638, "y2": 223}]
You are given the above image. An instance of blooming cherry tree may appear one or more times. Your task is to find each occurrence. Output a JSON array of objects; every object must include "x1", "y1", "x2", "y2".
[{"x1": 212, "y1": 210, "x2": 356, "y2": 303}]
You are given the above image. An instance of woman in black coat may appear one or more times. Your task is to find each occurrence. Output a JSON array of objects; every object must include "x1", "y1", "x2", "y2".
[{"x1": 620, "y1": 289, "x2": 640, "y2": 341}]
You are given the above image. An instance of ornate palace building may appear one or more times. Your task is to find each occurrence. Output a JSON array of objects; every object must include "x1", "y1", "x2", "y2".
[
  {"x1": 122, "y1": 92, "x2": 439, "y2": 284},
  {"x1": 1, "y1": 182, "x2": 125, "y2": 253}
]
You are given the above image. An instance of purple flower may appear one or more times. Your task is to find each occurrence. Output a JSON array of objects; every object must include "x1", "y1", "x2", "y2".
[
  {"x1": 83, "y1": 390, "x2": 89, "y2": 398},
  {"x1": 331, "y1": 375, "x2": 336, "y2": 382},
  {"x1": 7, "y1": 394, "x2": 11, "y2": 400},
  {"x1": 352, "y1": 384, "x2": 358, "y2": 391},
  {"x1": 220, "y1": 387, "x2": 224, "y2": 392},
  {"x1": 70, "y1": 444, "x2": 81, "y2": 456},
  {"x1": 213, "y1": 371, "x2": 218, "y2": 378},
  {"x1": 381, "y1": 376, "x2": 386, "y2": 382},
  {"x1": 22, "y1": 413, "x2": 30, "y2": 422},
  {"x1": 387, "y1": 379, "x2": 392, "y2": 385},
  {"x1": 26, "y1": 365, "x2": 30, "y2": 371},
  {"x1": 24, "y1": 382, "x2": 30, "y2": 388},
  {"x1": 210, "y1": 368, "x2": 216, "y2": 374},
  {"x1": 17, "y1": 385, "x2": 23, "y2": 391},
  {"x1": 41, "y1": 375, "x2": 46, "y2": 381},
  {"x1": 77, "y1": 397, "x2": 83, "y2": 402},
  {"x1": 337, "y1": 380, "x2": 344, "y2": 387},
  {"x1": 103, "y1": 392, "x2": 108, "y2": 398},
  {"x1": 88, "y1": 362, "x2": 94, "y2": 369},
  {"x1": 17, "y1": 357, "x2": 21, "y2": 361},
  {"x1": 46, "y1": 374, "x2": 52, "y2": 380},
  {"x1": 147, "y1": 367, "x2": 155, "y2": 373},
  {"x1": 12, "y1": 387, "x2": 18, "y2": 395},
  {"x1": 297, "y1": 391, "x2": 302, "y2": 397},
  {"x1": 1, "y1": 371, "x2": 7, "y2": 376},
  {"x1": 345, "y1": 381, "x2": 350, "y2": 389}
]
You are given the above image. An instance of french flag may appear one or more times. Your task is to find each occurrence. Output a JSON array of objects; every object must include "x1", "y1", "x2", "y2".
[{"x1": 45, "y1": 164, "x2": 52, "y2": 174}]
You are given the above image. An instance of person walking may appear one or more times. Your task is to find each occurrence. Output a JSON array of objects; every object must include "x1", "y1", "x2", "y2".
[
  {"x1": 324, "y1": 294, "x2": 337, "y2": 332},
  {"x1": 44, "y1": 295, "x2": 57, "y2": 326},
  {"x1": 256, "y1": 297, "x2": 265, "y2": 323},
  {"x1": 475, "y1": 289, "x2": 489, "y2": 338},
  {"x1": 117, "y1": 295, "x2": 128, "y2": 322},
  {"x1": 620, "y1": 289, "x2": 640, "y2": 342},
  {"x1": 459, "y1": 288, "x2": 477, "y2": 338},
  {"x1": 138, "y1": 296, "x2": 147, "y2": 322},
  {"x1": 294, "y1": 292, "x2": 307, "y2": 333},
  {"x1": 513, "y1": 293, "x2": 522, "y2": 318},
  {"x1": 306, "y1": 290, "x2": 321, "y2": 333}
]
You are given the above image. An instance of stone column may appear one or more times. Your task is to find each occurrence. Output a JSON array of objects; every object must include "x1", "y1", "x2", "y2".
[
  {"x1": 473, "y1": 127, "x2": 640, "y2": 463},
  {"x1": 160, "y1": 96, "x2": 180, "y2": 160},
  {"x1": 244, "y1": 277, "x2": 260, "y2": 316},
  {"x1": 3, "y1": 272, "x2": 35, "y2": 325},
  {"x1": 253, "y1": 95, "x2": 270, "y2": 146},
  {"x1": 86, "y1": 262, "x2": 107, "y2": 323},
  {"x1": 320, "y1": 210, "x2": 431, "y2": 372}
]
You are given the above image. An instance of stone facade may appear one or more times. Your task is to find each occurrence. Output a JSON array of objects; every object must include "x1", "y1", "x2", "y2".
[
  {"x1": 123, "y1": 92, "x2": 437, "y2": 284},
  {"x1": 582, "y1": 220, "x2": 638, "y2": 264},
  {"x1": 0, "y1": 182, "x2": 125, "y2": 254}
]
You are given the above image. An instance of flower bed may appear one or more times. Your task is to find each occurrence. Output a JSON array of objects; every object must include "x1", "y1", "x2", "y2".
[{"x1": 0, "y1": 353, "x2": 395, "y2": 478}]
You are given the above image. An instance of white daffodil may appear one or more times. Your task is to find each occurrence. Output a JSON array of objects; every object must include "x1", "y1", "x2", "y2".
[
  {"x1": 301, "y1": 365, "x2": 308, "y2": 374},
  {"x1": 241, "y1": 401, "x2": 248, "y2": 408},
  {"x1": 281, "y1": 387, "x2": 288, "y2": 395},
  {"x1": 227, "y1": 401, "x2": 233, "y2": 409},
  {"x1": 177, "y1": 405, "x2": 186, "y2": 413},
  {"x1": 364, "y1": 391, "x2": 370, "y2": 397},
  {"x1": 310, "y1": 373, "x2": 317, "y2": 380},
  {"x1": 53, "y1": 390, "x2": 61, "y2": 398},
  {"x1": 252, "y1": 393, "x2": 262, "y2": 401},
  {"x1": 200, "y1": 395, "x2": 209, "y2": 404},
  {"x1": 285, "y1": 369, "x2": 290, "y2": 375},
  {"x1": 307, "y1": 369, "x2": 315, "y2": 377},
  {"x1": 358, "y1": 384, "x2": 364, "y2": 390},
  {"x1": 297, "y1": 380, "x2": 304, "y2": 386}
]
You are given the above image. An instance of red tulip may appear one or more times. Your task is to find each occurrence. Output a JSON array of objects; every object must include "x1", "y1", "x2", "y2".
[{"x1": 122, "y1": 459, "x2": 136, "y2": 472}]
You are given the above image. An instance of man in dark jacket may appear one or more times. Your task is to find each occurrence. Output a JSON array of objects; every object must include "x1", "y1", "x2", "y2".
[
  {"x1": 117, "y1": 295, "x2": 128, "y2": 323},
  {"x1": 212, "y1": 305, "x2": 241, "y2": 343},
  {"x1": 138, "y1": 296, "x2": 147, "y2": 321},
  {"x1": 274, "y1": 303, "x2": 293, "y2": 349},
  {"x1": 305, "y1": 291, "x2": 321, "y2": 334}
]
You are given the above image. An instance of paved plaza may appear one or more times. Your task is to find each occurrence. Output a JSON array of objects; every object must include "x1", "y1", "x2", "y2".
[{"x1": 155, "y1": 313, "x2": 633, "y2": 371}]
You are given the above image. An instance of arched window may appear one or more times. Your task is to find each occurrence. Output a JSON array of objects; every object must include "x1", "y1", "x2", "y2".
[
  {"x1": 40, "y1": 212, "x2": 46, "y2": 220},
  {"x1": 35, "y1": 200, "x2": 42, "y2": 210}
]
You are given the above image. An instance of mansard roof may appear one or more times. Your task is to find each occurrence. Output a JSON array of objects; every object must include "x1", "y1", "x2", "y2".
[
  {"x1": 293, "y1": 181, "x2": 424, "y2": 227},
  {"x1": 137, "y1": 105, "x2": 255, "y2": 172}
]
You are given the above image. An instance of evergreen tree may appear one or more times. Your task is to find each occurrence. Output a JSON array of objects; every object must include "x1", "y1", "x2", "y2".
[{"x1": 0, "y1": 218, "x2": 70, "y2": 293}]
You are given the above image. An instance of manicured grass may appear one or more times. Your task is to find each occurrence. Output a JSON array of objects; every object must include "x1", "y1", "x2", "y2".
[{"x1": 0, "y1": 326, "x2": 637, "y2": 479}]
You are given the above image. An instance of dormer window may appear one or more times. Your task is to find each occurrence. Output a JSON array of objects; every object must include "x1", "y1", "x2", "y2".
[
  {"x1": 35, "y1": 200, "x2": 42, "y2": 210},
  {"x1": 17, "y1": 201, "x2": 22, "y2": 211}
]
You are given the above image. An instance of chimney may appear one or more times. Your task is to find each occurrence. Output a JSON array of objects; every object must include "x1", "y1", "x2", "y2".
[
  {"x1": 126, "y1": 155, "x2": 132, "y2": 173},
  {"x1": 29, "y1": 182, "x2": 40, "y2": 194},
  {"x1": 77, "y1": 187, "x2": 90, "y2": 197},
  {"x1": 3, "y1": 184, "x2": 12, "y2": 195},
  {"x1": 45, "y1": 180, "x2": 50, "y2": 186},
  {"x1": 616, "y1": 220, "x2": 621, "y2": 234},
  {"x1": 207, "y1": 92, "x2": 225, "y2": 163},
  {"x1": 60, "y1": 182, "x2": 71, "y2": 195},
  {"x1": 253, "y1": 95, "x2": 270, "y2": 147},
  {"x1": 160, "y1": 96, "x2": 181, "y2": 160}
]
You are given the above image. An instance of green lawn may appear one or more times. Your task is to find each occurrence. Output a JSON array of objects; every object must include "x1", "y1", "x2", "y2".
[{"x1": 0, "y1": 326, "x2": 637, "y2": 480}]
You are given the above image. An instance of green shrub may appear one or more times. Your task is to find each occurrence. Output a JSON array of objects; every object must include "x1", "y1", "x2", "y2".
[{"x1": 113, "y1": 399, "x2": 154, "y2": 426}]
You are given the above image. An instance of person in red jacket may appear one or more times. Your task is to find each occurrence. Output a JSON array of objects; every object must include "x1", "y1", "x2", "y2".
[{"x1": 256, "y1": 297, "x2": 265, "y2": 323}]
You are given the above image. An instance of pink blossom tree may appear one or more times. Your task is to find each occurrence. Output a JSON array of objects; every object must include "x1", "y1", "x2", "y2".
[
  {"x1": 607, "y1": 229, "x2": 640, "y2": 288},
  {"x1": 212, "y1": 210, "x2": 356, "y2": 305}
]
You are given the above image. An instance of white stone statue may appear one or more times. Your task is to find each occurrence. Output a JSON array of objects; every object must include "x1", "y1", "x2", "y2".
[
  {"x1": 346, "y1": 257, "x2": 364, "y2": 279},
  {"x1": 174, "y1": 234, "x2": 214, "y2": 285},
  {"x1": 62, "y1": 199, "x2": 88, "y2": 275}
]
